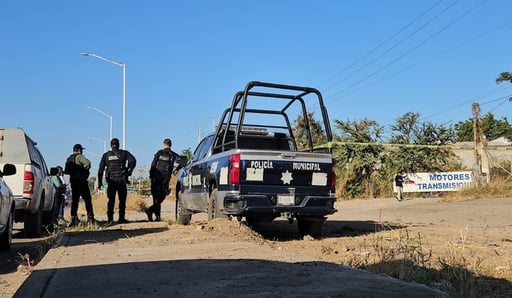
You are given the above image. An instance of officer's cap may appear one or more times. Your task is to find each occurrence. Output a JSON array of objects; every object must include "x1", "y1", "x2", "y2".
[{"x1": 73, "y1": 144, "x2": 85, "y2": 151}]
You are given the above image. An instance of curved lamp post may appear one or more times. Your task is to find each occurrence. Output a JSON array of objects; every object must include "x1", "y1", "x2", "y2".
[
  {"x1": 82, "y1": 52, "x2": 126, "y2": 149},
  {"x1": 88, "y1": 136, "x2": 107, "y2": 153},
  {"x1": 88, "y1": 106, "x2": 113, "y2": 142}
]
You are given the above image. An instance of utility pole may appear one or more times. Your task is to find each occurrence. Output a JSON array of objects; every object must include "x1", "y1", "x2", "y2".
[
  {"x1": 472, "y1": 103, "x2": 490, "y2": 184},
  {"x1": 211, "y1": 115, "x2": 218, "y2": 131}
]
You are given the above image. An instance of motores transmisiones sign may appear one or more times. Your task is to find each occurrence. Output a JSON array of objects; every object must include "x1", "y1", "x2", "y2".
[{"x1": 397, "y1": 171, "x2": 474, "y2": 193}]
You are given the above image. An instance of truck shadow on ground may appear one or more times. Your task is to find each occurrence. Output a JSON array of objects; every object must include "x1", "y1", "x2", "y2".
[{"x1": 250, "y1": 219, "x2": 405, "y2": 241}]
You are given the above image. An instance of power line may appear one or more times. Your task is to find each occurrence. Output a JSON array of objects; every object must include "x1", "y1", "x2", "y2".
[
  {"x1": 338, "y1": 20, "x2": 512, "y2": 101},
  {"x1": 486, "y1": 97, "x2": 511, "y2": 115},
  {"x1": 327, "y1": 0, "x2": 489, "y2": 101},
  {"x1": 318, "y1": 0, "x2": 445, "y2": 90},
  {"x1": 324, "y1": 0, "x2": 457, "y2": 94},
  {"x1": 420, "y1": 87, "x2": 512, "y2": 121}
]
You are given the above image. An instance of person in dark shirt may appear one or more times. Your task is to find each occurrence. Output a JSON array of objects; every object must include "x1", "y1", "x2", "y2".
[
  {"x1": 64, "y1": 144, "x2": 95, "y2": 226},
  {"x1": 146, "y1": 138, "x2": 180, "y2": 221},
  {"x1": 51, "y1": 166, "x2": 67, "y2": 223},
  {"x1": 394, "y1": 171, "x2": 404, "y2": 202},
  {"x1": 97, "y1": 138, "x2": 137, "y2": 224}
]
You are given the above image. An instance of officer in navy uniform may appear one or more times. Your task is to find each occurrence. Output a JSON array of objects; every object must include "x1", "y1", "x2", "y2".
[
  {"x1": 97, "y1": 138, "x2": 137, "y2": 224},
  {"x1": 145, "y1": 138, "x2": 180, "y2": 221}
]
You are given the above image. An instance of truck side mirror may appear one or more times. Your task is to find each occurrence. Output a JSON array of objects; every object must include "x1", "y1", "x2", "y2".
[
  {"x1": 1, "y1": 163, "x2": 16, "y2": 176},
  {"x1": 176, "y1": 155, "x2": 188, "y2": 167}
]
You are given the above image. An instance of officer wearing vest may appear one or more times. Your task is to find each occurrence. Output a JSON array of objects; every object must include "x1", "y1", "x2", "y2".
[
  {"x1": 145, "y1": 138, "x2": 180, "y2": 221},
  {"x1": 97, "y1": 138, "x2": 137, "y2": 224},
  {"x1": 64, "y1": 144, "x2": 95, "y2": 226}
]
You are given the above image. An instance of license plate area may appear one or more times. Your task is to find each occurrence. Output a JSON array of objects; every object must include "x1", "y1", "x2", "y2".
[{"x1": 277, "y1": 193, "x2": 295, "y2": 206}]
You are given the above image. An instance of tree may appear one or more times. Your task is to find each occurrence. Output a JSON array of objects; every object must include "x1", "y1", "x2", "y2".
[
  {"x1": 332, "y1": 118, "x2": 384, "y2": 198},
  {"x1": 388, "y1": 112, "x2": 419, "y2": 144},
  {"x1": 386, "y1": 112, "x2": 456, "y2": 174},
  {"x1": 496, "y1": 72, "x2": 512, "y2": 84},
  {"x1": 454, "y1": 113, "x2": 512, "y2": 142},
  {"x1": 181, "y1": 148, "x2": 193, "y2": 161},
  {"x1": 453, "y1": 120, "x2": 473, "y2": 142},
  {"x1": 293, "y1": 111, "x2": 327, "y2": 150}
]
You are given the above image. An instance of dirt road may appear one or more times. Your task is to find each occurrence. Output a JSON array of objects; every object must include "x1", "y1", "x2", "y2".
[{"x1": 2, "y1": 196, "x2": 512, "y2": 297}]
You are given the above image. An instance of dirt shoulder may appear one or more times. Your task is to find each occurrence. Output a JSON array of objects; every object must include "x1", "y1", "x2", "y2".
[
  {"x1": 13, "y1": 220, "x2": 445, "y2": 297},
  {"x1": 3, "y1": 197, "x2": 512, "y2": 297}
]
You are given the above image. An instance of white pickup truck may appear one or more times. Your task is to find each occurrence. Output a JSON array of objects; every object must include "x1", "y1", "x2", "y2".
[{"x1": 0, "y1": 128, "x2": 56, "y2": 237}]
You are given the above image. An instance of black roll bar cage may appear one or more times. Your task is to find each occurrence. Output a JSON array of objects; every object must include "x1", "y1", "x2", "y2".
[{"x1": 212, "y1": 81, "x2": 333, "y2": 153}]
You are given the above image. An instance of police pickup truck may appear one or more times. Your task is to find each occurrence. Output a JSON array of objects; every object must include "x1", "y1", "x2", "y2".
[{"x1": 175, "y1": 81, "x2": 337, "y2": 237}]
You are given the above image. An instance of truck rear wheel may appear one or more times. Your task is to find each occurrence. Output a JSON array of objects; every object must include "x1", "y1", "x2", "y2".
[
  {"x1": 175, "y1": 192, "x2": 191, "y2": 225},
  {"x1": 42, "y1": 194, "x2": 59, "y2": 232},
  {"x1": 298, "y1": 218, "x2": 324, "y2": 238},
  {"x1": 0, "y1": 208, "x2": 14, "y2": 251},
  {"x1": 208, "y1": 189, "x2": 227, "y2": 221},
  {"x1": 24, "y1": 196, "x2": 44, "y2": 237}
]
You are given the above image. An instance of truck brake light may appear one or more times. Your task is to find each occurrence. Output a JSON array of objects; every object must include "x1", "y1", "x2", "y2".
[
  {"x1": 331, "y1": 158, "x2": 337, "y2": 187},
  {"x1": 229, "y1": 154, "x2": 241, "y2": 184},
  {"x1": 23, "y1": 170, "x2": 34, "y2": 194}
]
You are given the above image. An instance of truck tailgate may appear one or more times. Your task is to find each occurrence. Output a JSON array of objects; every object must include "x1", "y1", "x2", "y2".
[{"x1": 240, "y1": 150, "x2": 333, "y2": 188}]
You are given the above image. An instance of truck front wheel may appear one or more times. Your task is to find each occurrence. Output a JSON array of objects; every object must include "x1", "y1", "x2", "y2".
[{"x1": 176, "y1": 192, "x2": 191, "y2": 225}]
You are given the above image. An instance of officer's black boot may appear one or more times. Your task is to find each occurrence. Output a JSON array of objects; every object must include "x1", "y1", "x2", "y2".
[
  {"x1": 145, "y1": 206, "x2": 153, "y2": 222},
  {"x1": 155, "y1": 204, "x2": 161, "y2": 221},
  {"x1": 87, "y1": 214, "x2": 96, "y2": 224},
  {"x1": 118, "y1": 212, "x2": 128, "y2": 224},
  {"x1": 69, "y1": 216, "x2": 79, "y2": 227},
  {"x1": 107, "y1": 212, "x2": 114, "y2": 225}
]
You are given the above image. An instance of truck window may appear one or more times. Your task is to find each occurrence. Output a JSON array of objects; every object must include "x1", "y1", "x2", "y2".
[
  {"x1": 26, "y1": 138, "x2": 43, "y2": 169},
  {"x1": 192, "y1": 135, "x2": 214, "y2": 162},
  {"x1": 199, "y1": 135, "x2": 214, "y2": 160}
]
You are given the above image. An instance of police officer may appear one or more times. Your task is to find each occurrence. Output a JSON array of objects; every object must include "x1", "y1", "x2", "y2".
[
  {"x1": 64, "y1": 144, "x2": 95, "y2": 226},
  {"x1": 145, "y1": 138, "x2": 180, "y2": 221},
  {"x1": 97, "y1": 138, "x2": 137, "y2": 224}
]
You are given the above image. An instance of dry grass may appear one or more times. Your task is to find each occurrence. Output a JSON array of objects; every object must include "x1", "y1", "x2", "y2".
[
  {"x1": 442, "y1": 178, "x2": 512, "y2": 202},
  {"x1": 15, "y1": 232, "x2": 59, "y2": 275},
  {"x1": 328, "y1": 226, "x2": 512, "y2": 297},
  {"x1": 77, "y1": 192, "x2": 148, "y2": 215}
]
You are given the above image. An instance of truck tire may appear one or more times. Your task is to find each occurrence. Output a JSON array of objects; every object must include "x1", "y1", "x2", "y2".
[
  {"x1": 24, "y1": 196, "x2": 44, "y2": 237},
  {"x1": 207, "y1": 189, "x2": 228, "y2": 221},
  {"x1": 245, "y1": 216, "x2": 261, "y2": 228},
  {"x1": 0, "y1": 208, "x2": 14, "y2": 251},
  {"x1": 42, "y1": 194, "x2": 58, "y2": 233},
  {"x1": 175, "y1": 192, "x2": 191, "y2": 225},
  {"x1": 298, "y1": 218, "x2": 324, "y2": 238}
]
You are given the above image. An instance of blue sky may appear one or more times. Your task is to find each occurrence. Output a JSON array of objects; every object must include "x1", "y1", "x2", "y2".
[{"x1": 1, "y1": 0, "x2": 512, "y2": 176}]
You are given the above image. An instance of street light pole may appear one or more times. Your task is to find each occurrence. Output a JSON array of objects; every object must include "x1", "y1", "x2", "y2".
[
  {"x1": 82, "y1": 52, "x2": 127, "y2": 149},
  {"x1": 88, "y1": 136, "x2": 107, "y2": 153},
  {"x1": 88, "y1": 106, "x2": 113, "y2": 142}
]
